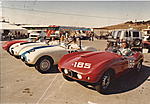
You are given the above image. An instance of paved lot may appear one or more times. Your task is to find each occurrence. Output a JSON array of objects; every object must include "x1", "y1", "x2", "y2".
[{"x1": 0, "y1": 40, "x2": 150, "y2": 104}]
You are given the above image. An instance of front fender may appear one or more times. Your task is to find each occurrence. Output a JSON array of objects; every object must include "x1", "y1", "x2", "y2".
[
  {"x1": 89, "y1": 59, "x2": 116, "y2": 83},
  {"x1": 26, "y1": 49, "x2": 68, "y2": 65}
]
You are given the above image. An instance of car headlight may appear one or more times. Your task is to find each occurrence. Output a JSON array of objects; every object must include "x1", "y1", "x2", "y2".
[
  {"x1": 21, "y1": 55, "x2": 24, "y2": 59},
  {"x1": 77, "y1": 74, "x2": 82, "y2": 79},
  {"x1": 64, "y1": 69, "x2": 69, "y2": 74}
]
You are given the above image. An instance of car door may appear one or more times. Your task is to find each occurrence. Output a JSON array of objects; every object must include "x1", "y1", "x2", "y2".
[{"x1": 112, "y1": 56, "x2": 127, "y2": 75}]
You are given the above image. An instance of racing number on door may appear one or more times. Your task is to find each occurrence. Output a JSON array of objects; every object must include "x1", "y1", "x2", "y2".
[
  {"x1": 74, "y1": 62, "x2": 91, "y2": 68},
  {"x1": 128, "y1": 60, "x2": 135, "y2": 68}
]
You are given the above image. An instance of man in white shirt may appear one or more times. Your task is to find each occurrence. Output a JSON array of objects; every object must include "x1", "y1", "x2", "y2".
[{"x1": 119, "y1": 42, "x2": 132, "y2": 56}]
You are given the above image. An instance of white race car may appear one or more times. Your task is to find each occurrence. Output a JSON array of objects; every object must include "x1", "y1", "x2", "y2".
[
  {"x1": 9, "y1": 42, "x2": 35, "y2": 54},
  {"x1": 9, "y1": 40, "x2": 59, "y2": 58},
  {"x1": 9, "y1": 42, "x2": 47, "y2": 58},
  {"x1": 20, "y1": 38, "x2": 97, "y2": 73}
]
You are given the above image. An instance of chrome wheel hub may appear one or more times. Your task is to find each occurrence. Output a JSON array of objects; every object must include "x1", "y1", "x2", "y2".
[
  {"x1": 102, "y1": 74, "x2": 110, "y2": 89},
  {"x1": 40, "y1": 59, "x2": 50, "y2": 71},
  {"x1": 137, "y1": 62, "x2": 142, "y2": 71}
]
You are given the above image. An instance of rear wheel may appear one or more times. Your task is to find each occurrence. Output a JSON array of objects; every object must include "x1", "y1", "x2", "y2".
[
  {"x1": 135, "y1": 61, "x2": 142, "y2": 72},
  {"x1": 35, "y1": 56, "x2": 53, "y2": 73},
  {"x1": 95, "y1": 70, "x2": 114, "y2": 94},
  {"x1": 133, "y1": 39, "x2": 142, "y2": 47}
]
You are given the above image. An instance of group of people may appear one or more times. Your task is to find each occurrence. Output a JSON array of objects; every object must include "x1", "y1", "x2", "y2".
[
  {"x1": 2, "y1": 31, "x2": 28, "y2": 41},
  {"x1": 33, "y1": 33, "x2": 81, "y2": 50}
]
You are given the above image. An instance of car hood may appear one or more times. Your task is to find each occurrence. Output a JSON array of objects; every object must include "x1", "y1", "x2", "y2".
[
  {"x1": 14, "y1": 42, "x2": 46, "y2": 52},
  {"x1": 61, "y1": 51, "x2": 119, "y2": 74},
  {"x1": 21, "y1": 45, "x2": 59, "y2": 56}
]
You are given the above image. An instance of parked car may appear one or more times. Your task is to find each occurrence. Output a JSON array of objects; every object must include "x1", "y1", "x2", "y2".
[
  {"x1": 9, "y1": 41, "x2": 50, "y2": 58},
  {"x1": 58, "y1": 49, "x2": 143, "y2": 94},
  {"x1": 108, "y1": 29, "x2": 143, "y2": 51},
  {"x1": 2, "y1": 40, "x2": 27, "y2": 52},
  {"x1": 20, "y1": 38, "x2": 97, "y2": 73},
  {"x1": 28, "y1": 31, "x2": 46, "y2": 42}
]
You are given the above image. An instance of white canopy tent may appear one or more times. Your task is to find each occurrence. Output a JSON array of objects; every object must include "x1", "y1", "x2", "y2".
[
  {"x1": 0, "y1": 22, "x2": 28, "y2": 40},
  {"x1": 1, "y1": 22, "x2": 27, "y2": 30}
]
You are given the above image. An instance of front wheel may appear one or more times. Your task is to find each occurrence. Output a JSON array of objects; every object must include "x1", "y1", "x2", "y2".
[
  {"x1": 35, "y1": 56, "x2": 53, "y2": 73},
  {"x1": 95, "y1": 70, "x2": 114, "y2": 94}
]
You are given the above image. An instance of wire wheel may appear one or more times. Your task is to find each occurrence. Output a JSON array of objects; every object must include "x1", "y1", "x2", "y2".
[
  {"x1": 40, "y1": 59, "x2": 51, "y2": 71},
  {"x1": 101, "y1": 74, "x2": 111, "y2": 90},
  {"x1": 136, "y1": 61, "x2": 142, "y2": 72},
  {"x1": 95, "y1": 70, "x2": 114, "y2": 94},
  {"x1": 35, "y1": 56, "x2": 53, "y2": 73}
]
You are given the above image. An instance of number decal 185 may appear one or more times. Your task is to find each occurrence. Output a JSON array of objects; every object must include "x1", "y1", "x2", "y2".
[{"x1": 73, "y1": 62, "x2": 91, "y2": 68}]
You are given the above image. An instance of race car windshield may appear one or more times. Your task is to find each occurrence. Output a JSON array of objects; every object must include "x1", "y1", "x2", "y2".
[{"x1": 60, "y1": 37, "x2": 81, "y2": 49}]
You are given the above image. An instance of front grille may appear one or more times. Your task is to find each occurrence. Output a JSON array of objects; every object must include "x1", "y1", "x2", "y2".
[{"x1": 62, "y1": 69, "x2": 78, "y2": 79}]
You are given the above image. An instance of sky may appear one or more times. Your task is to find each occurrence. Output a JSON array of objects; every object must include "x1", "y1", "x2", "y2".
[{"x1": 1, "y1": 1, "x2": 150, "y2": 28}]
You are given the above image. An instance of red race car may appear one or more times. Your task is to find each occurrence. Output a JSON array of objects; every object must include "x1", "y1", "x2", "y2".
[
  {"x1": 58, "y1": 50, "x2": 143, "y2": 93},
  {"x1": 2, "y1": 40, "x2": 27, "y2": 52}
]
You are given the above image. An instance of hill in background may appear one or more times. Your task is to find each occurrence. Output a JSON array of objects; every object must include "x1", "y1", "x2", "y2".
[{"x1": 100, "y1": 20, "x2": 150, "y2": 30}]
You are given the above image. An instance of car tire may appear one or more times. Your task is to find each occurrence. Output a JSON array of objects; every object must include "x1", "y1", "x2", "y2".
[
  {"x1": 35, "y1": 56, "x2": 53, "y2": 73},
  {"x1": 135, "y1": 61, "x2": 142, "y2": 72},
  {"x1": 25, "y1": 63, "x2": 34, "y2": 67},
  {"x1": 133, "y1": 39, "x2": 142, "y2": 47},
  {"x1": 63, "y1": 74, "x2": 74, "y2": 81},
  {"x1": 95, "y1": 70, "x2": 114, "y2": 94}
]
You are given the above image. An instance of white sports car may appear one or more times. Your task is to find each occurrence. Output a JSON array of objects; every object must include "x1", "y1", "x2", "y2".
[
  {"x1": 9, "y1": 41, "x2": 58, "y2": 58},
  {"x1": 9, "y1": 42, "x2": 47, "y2": 57},
  {"x1": 20, "y1": 38, "x2": 97, "y2": 73}
]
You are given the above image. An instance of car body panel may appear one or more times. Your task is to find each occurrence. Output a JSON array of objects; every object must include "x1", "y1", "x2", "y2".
[
  {"x1": 2, "y1": 40, "x2": 27, "y2": 51},
  {"x1": 21, "y1": 45, "x2": 97, "y2": 65},
  {"x1": 58, "y1": 51, "x2": 143, "y2": 83},
  {"x1": 9, "y1": 42, "x2": 36, "y2": 53},
  {"x1": 10, "y1": 42, "x2": 48, "y2": 56},
  {"x1": 19, "y1": 44, "x2": 59, "y2": 56}
]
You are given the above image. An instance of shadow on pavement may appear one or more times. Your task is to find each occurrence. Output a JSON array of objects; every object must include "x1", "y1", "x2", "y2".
[
  {"x1": 78, "y1": 65, "x2": 150, "y2": 95},
  {"x1": 42, "y1": 65, "x2": 60, "y2": 74}
]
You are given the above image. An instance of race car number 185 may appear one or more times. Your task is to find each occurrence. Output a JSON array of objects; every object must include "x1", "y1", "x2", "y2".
[{"x1": 73, "y1": 62, "x2": 91, "y2": 68}]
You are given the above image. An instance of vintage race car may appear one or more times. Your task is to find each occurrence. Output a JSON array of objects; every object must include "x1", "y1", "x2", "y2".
[
  {"x1": 2, "y1": 40, "x2": 27, "y2": 52},
  {"x1": 58, "y1": 49, "x2": 143, "y2": 93},
  {"x1": 20, "y1": 38, "x2": 97, "y2": 73},
  {"x1": 9, "y1": 41, "x2": 51, "y2": 58},
  {"x1": 9, "y1": 41, "x2": 37, "y2": 53}
]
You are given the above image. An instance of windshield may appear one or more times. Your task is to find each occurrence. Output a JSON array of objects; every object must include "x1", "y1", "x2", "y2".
[
  {"x1": 60, "y1": 37, "x2": 81, "y2": 49},
  {"x1": 133, "y1": 32, "x2": 139, "y2": 37}
]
